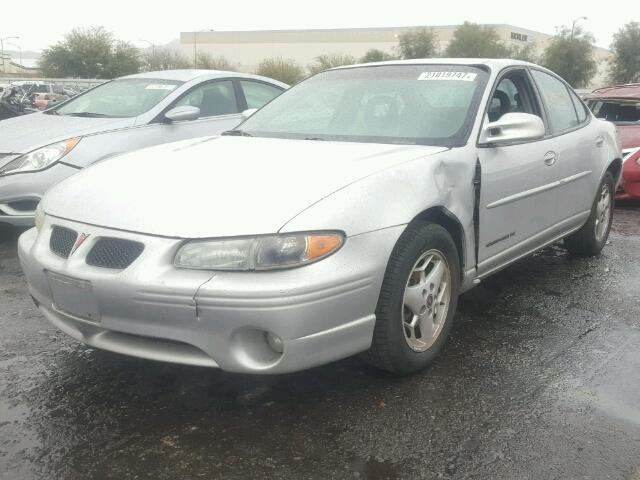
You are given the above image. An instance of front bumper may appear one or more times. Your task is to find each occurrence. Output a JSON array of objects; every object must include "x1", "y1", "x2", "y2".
[
  {"x1": 618, "y1": 155, "x2": 640, "y2": 200},
  {"x1": 0, "y1": 163, "x2": 79, "y2": 226},
  {"x1": 18, "y1": 217, "x2": 404, "y2": 373},
  {"x1": 617, "y1": 148, "x2": 640, "y2": 200}
]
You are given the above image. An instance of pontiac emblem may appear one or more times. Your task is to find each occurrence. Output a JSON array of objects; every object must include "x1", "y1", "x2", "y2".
[{"x1": 70, "y1": 233, "x2": 90, "y2": 256}]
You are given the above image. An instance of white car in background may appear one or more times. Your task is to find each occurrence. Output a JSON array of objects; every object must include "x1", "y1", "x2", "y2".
[{"x1": 0, "y1": 70, "x2": 287, "y2": 226}]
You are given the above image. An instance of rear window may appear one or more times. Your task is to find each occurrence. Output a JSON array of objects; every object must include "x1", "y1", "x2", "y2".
[{"x1": 587, "y1": 100, "x2": 640, "y2": 124}]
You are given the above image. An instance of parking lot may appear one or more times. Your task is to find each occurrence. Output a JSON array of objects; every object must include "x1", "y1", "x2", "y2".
[{"x1": 0, "y1": 204, "x2": 637, "y2": 479}]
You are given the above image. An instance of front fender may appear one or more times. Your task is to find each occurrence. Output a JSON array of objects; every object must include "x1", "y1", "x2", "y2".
[{"x1": 279, "y1": 148, "x2": 477, "y2": 269}]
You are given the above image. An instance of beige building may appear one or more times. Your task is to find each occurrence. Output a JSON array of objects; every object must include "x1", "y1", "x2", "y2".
[{"x1": 180, "y1": 24, "x2": 612, "y2": 88}]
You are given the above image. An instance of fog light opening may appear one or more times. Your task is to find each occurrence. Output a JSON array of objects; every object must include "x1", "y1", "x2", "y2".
[
  {"x1": 265, "y1": 332, "x2": 283, "y2": 354},
  {"x1": 230, "y1": 328, "x2": 284, "y2": 370}
]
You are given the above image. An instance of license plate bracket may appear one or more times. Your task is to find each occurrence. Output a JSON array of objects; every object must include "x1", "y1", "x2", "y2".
[{"x1": 46, "y1": 271, "x2": 101, "y2": 323}]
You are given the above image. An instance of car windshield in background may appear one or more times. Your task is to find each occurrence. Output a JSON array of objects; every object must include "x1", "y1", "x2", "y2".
[
  {"x1": 588, "y1": 99, "x2": 640, "y2": 125},
  {"x1": 239, "y1": 65, "x2": 488, "y2": 146},
  {"x1": 56, "y1": 78, "x2": 184, "y2": 118}
]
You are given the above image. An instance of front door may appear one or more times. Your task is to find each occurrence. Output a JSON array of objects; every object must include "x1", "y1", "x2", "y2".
[
  {"x1": 161, "y1": 79, "x2": 243, "y2": 143},
  {"x1": 477, "y1": 69, "x2": 559, "y2": 277}
]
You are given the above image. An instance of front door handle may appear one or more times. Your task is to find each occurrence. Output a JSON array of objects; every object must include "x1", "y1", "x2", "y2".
[
  {"x1": 595, "y1": 136, "x2": 604, "y2": 147},
  {"x1": 544, "y1": 151, "x2": 557, "y2": 166}
]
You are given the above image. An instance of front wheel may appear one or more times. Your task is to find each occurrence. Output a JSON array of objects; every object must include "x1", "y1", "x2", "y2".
[
  {"x1": 365, "y1": 222, "x2": 460, "y2": 375},
  {"x1": 564, "y1": 172, "x2": 615, "y2": 257}
]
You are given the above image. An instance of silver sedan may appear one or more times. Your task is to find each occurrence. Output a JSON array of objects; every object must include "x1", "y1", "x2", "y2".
[
  {"x1": 0, "y1": 70, "x2": 287, "y2": 226},
  {"x1": 19, "y1": 59, "x2": 622, "y2": 375}
]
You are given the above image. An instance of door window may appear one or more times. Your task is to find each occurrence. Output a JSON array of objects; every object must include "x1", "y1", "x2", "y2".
[
  {"x1": 531, "y1": 70, "x2": 579, "y2": 133},
  {"x1": 569, "y1": 90, "x2": 588, "y2": 123},
  {"x1": 240, "y1": 81, "x2": 283, "y2": 109},
  {"x1": 488, "y1": 71, "x2": 540, "y2": 122},
  {"x1": 175, "y1": 80, "x2": 238, "y2": 118}
]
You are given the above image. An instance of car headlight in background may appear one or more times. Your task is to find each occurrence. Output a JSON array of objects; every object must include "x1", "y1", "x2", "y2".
[
  {"x1": 0, "y1": 138, "x2": 81, "y2": 176},
  {"x1": 175, "y1": 232, "x2": 344, "y2": 271}
]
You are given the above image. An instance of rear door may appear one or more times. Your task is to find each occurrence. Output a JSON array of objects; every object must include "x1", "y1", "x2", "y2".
[
  {"x1": 477, "y1": 68, "x2": 559, "y2": 277},
  {"x1": 161, "y1": 79, "x2": 243, "y2": 143},
  {"x1": 530, "y1": 69, "x2": 597, "y2": 226},
  {"x1": 238, "y1": 79, "x2": 285, "y2": 110}
]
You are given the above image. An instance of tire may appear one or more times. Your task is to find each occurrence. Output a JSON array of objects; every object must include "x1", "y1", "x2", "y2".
[
  {"x1": 564, "y1": 172, "x2": 615, "y2": 257},
  {"x1": 365, "y1": 221, "x2": 460, "y2": 375}
]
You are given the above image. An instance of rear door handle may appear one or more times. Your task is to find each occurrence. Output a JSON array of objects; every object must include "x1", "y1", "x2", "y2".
[
  {"x1": 595, "y1": 136, "x2": 604, "y2": 147},
  {"x1": 544, "y1": 151, "x2": 557, "y2": 166}
]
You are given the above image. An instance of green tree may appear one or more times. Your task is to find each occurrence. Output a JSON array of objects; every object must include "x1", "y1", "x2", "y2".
[
  {"x1": 542, "y1": 26, "x2": 597, "y2": 87},
  {"x1": 308, "y1": 53, "x2": 357, "y2": 75},
  {"x1": 608, "y1": 21, "x2": 640, "y2": 84},
  {"x1": 107, "y1": 41, "x2": 142, "y2": 77},
  {"x1": 196, "y1": 52, "x2": 237, "y2": 71},
  {"x1": 396, "y1": 28, "x2": 438, "y2": 59},
  {"x1": 39, "y1": 27, "x2": 140, "y2": 78},
  {"x1": 359, "y1": 49, "x2": 397, "y2": 63},
  {"x1": 445, "y1": 22, "x2": 509, "y2": 58},
  {"x1": 508, "y1": 42, "x2": 539, "y2": 63},
  {"x1": 141, "y1": 47, "x2": 190, "y2": 71},
  {"x1": 256, "y1": 57, "x2": 304, "y2": 85}
]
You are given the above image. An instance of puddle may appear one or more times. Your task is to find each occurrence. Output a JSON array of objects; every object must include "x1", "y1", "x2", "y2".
[{"x1": 351, "y1": 456, "x2": 400, "y2": 479}]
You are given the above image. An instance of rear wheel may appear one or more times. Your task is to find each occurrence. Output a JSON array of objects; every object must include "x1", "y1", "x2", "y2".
[
  {"x1": 365, "y1": 222, "x2": 460, "y2": 375},
  {"x1": 564, "y1": 172, "x2": 615, "y2": 257}
]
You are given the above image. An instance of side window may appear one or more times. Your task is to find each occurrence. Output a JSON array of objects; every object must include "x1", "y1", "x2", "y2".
[
  {"x1": 531, "y1": 70, "x2": 579, "y2": 133},
  {"x1": 174, "y1": 80, "x2": 238, "y2": 118},
  {"x1": 488, "y1": 71, "x2": 540, "y2": 122},
  {"x1": 240, "y1": 81, "x2": 283, "y2": 109},
  {"x1": 569, "y1": 90, "x2": 588, "y2": 123}
]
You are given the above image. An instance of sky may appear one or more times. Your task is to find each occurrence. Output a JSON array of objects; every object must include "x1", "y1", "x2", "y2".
[{"x1": 1, "y1": 0, "x2": 637, "y2": 54}]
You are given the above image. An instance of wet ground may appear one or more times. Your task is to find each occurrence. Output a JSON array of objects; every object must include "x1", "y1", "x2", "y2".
[{"x1": 1, "y1": 205, "x2": 639, "y2": 480}]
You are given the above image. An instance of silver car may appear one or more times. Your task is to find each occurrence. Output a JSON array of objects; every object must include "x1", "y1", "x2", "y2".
[
  {"x1": 18, "y1": 59, "x2": 622, "y2": 375},
  {"x1": 0, "y1": 70, "x2": 287, "y2": 226}
]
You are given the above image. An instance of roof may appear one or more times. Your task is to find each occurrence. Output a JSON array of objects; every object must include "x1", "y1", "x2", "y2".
[
  {"x1": 586, "y1": 83, "x2": 640, "y2": 101},
  {"x1": 119, "y1": 69, "x2": 289, "y2": 87},
  {"x1": 334, "y1": 58, "x2": 536, "y2": 70}
]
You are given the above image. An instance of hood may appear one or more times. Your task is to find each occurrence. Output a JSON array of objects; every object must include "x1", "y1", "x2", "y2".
[
  {"x1": 43, "y1": 136, "x2": 448, "y2": 238},
  {"x1": 617, "y1": 125, "x2": 640, "y2": 149},
  {"x1": 0, "y1": 112, "x2": 134, "y2": 155}
]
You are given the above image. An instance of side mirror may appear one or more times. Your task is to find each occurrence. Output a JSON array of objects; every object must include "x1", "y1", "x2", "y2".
[
  {"x1": 164, "y1": 105, "x2": 201, "y2": 122},
  {"x1": 479, "y1": 112, "x2": 545, "y2": 146},
  {"x1": 241, "y1": 108, "x2": 258, "y2": 121}
]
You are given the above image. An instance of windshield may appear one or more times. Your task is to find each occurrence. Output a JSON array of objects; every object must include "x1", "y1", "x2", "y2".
[
  {"x1": 587, "y1": 99, "x2": 640, "y2": 125},
  {"x1": 238, "y1": 65, "x2": 488, "y2": 146},
  {"x1": 56, "y1": 78, "x2": 183, "y2": 118}
]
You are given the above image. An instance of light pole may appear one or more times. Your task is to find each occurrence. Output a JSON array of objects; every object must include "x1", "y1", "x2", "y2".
[
  {"x1": 192, "y1": 29, "x2": 213, "y2": 69},
  {"x1": 6, "y1": 41, "x2": 22, "y2": 69},
  {"x1": 138, "y1": 39, "x2": 155, "y2": 56},
  {"x1": 571, "y1": 17, "x2": 587, "y2": 39},
  {"x1": 1, "y1": 36, "x2": 20, "y2": 73}
]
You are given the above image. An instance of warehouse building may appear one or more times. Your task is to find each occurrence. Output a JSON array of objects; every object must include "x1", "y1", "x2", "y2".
[{"x1": 180, "y1": 24, "x2": 612, "y2": 88}]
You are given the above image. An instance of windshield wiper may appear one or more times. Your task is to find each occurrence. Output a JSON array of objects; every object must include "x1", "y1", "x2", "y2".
[
  {"x1": 63, "y1": 112, "x2": 113, "y2": 118},
  {"x1": 222, "y1": 129, "x2": 253, "y2": 137},
  {"x1": 304, "y1": 137, "x2": 326, "y2": 141}
]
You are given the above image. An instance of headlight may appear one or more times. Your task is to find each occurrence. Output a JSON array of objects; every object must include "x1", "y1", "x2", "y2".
[
  {"x1": 34, "y1": 204, "x2": 45, "y2": 232},
  {"x1": 174, "y1": 232, "x2": 344, "y2": 271},
  {"x1": 0, "y1": 138, "x2": 81, "y2": 175}
]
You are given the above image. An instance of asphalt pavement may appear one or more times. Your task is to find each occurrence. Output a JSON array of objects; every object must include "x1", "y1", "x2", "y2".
[{"x1": 1, "y1": 205, "x2": 639, "y2": 480}]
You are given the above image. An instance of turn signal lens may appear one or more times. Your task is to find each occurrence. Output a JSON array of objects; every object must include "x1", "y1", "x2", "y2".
[{"x1": 306, "y1": 234, "x2": 343, "y2": 260}]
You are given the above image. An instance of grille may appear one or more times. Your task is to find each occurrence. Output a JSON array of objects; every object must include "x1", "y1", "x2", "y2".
[
  {"x1": 50, "y1": 226, "x2": 78, "y2": 258},
  {"x1": 86, "y1": 237, "x2": 144, "y2": 269}
]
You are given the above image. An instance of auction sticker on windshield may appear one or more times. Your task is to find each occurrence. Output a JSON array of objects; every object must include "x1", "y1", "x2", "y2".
[
  {"x1": 418, "y1": 72, "x2": 478, "y2": 81},
  {"x1": 145, "y1": 84, "x2": 177, "y2": 90}
]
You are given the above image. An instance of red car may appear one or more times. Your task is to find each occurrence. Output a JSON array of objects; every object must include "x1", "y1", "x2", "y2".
[{"x1": 586, "y1": 84, "x2": 640, "y2": 200}]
